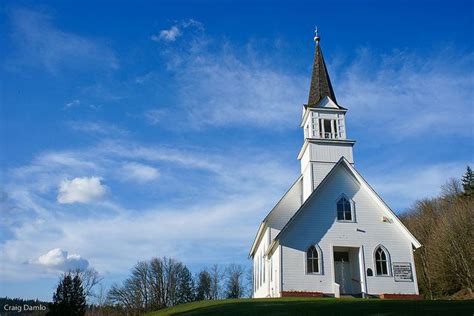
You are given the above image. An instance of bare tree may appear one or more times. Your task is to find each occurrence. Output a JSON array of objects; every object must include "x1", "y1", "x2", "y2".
[
  {"x1": 401, "y1": 178, "x2": 474, "y2": 299},
  {"x1": 209, "y1": 264, "x2": 221, "y2": 300},
  {"x1": 70, "y1": 268, "x2": 102, "y2": 302},
  {"x1": 224, "y1": 264, "x2": 246, "y2": 299},
  {"x1": 108, "y1": 257, "x2": 190, "y2": 313}
]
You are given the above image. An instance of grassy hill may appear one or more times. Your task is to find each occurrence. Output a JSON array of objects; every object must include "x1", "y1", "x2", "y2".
[{"x1": 147, "y1": 297, "x2": 474, "y2": 316}]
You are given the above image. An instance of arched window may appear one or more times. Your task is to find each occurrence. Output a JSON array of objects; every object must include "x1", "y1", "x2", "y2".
[
  {"x1": 306, "y1": 245, "x2": 320, "y2": 273},
  {"x1": 337, "y1": 196, "x2": 352, "y2": 221},
  {"x1": 375, "y1": 246, "x2": 390, "y2": 276}
]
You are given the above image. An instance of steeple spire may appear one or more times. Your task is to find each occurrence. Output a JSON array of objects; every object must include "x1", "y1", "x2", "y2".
[{"x1": 307, "y1": 28, "x2": 338, "y2": 107}]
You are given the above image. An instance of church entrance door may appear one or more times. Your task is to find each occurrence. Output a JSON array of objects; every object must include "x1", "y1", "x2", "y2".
[{"x1": 334, "y1": 251, "x2": 352, "y2": 294}]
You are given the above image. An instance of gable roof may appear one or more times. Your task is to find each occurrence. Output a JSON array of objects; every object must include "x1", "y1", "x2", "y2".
[
  {"x1": 266, "y1": 157, "x2": 422, "y2": 256},
  {"x1": 307, "y1": 40, "x2": 340, "y2": 108},
  {"x1": 248, "y1": 175, "x2": 303, "y2": 258}
]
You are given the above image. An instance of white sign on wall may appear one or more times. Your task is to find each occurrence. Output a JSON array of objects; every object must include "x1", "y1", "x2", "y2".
[{"x1": 392, "y1": 262, "x2": 413, "y2": 282}]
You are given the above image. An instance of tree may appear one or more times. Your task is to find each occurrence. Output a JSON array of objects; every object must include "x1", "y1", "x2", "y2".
[
  {"x1": 209, "y1": 264, "x2": 221, "y2": 300},
  {"x1": 176, "y1": 266, "x2": 195, "y2": 304},
  {"x1": 71, "y1": 268, "x2": 102, "y2": 301},
  {"x1": 107, "y1": 257, "x2": 191, "y2": 313},
  {"x1": 48, "y1": 273, "x2": 86, "y2": 316},
  {"x1": 195, "y1": 270, "x2": 212, "y2": 301},
  {"x1": 224, "y1": 264, "x2": 245, "y2": 299},
  {"x1": 401, "y1": 179, "x2": 474, "y2": 299},
  {"x1": 462, "y1": 166, "x2": 474, "y2": 196}
]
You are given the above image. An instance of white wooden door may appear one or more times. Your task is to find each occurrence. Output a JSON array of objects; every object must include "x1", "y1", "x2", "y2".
[{"x1": 334, "y1": 252, "x2": 352, "y2": 294}]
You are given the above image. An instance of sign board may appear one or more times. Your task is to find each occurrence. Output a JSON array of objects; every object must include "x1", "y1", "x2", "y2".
[{"x1": 392, "y1": 262, "x2": 413, "y2": 282}]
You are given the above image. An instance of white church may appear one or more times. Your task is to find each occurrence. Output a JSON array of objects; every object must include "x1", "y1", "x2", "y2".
[{"x1": 250, "y1": 32, "x2": 422, "y2": 299}]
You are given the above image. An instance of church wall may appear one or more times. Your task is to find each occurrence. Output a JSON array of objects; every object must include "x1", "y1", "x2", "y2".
[
  {"x1": 300, "y1": 145, "x2": 310, "y2": 173},
  {"x1": 309, "y1": 142, "x2": 354, "y2": 164},
  {"x1": 280, "y1": 165, "x2": 418, "y2": 296},
  {"x1": 311, "y1": 162, "x2": 335, "y2": 192},
  {"x1": 302, "y1": 163, "x2": 313, "y2": 201},
  {"x1": 253, "y1": 227, "x2": 271, "y2": 298},
  {"x1": 269, "y1": 246, "x2": 281, "y2": 297}
]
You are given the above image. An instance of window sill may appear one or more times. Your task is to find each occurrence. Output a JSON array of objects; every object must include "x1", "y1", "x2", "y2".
[{"x1": 337, "y1": 220, "x2": 356, "y2": 223}]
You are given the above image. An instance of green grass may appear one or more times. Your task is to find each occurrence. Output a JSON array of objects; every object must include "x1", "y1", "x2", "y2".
[{"x1": 146, "y1": 297, "x2": 474, "y2": 316}]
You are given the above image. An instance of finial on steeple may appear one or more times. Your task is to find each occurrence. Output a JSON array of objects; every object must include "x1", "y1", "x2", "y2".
[{"x1": 314, "y1": 26, "x2": 320, "y2": 43}]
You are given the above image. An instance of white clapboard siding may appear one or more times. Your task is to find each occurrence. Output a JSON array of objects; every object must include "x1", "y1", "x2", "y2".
[
  {"x1": 280, "y1": 164, "x2": 418, "y2": 295},
  {"x1": 310, "y1": 143, "x2": 354, "y2": 164}
]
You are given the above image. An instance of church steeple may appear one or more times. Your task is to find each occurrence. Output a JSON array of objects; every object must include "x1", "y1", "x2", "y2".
[
  {"x1": 307, "y1": 28, "x2": 338, "y2": 107},
  {"x1": 298, "y1": 28, "x2": 355, "y2": 200}
]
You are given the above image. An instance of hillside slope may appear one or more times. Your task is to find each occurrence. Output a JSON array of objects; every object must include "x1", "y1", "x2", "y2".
[{"x1": 146, "y1": 297, "x2": 474, "y2": 316}]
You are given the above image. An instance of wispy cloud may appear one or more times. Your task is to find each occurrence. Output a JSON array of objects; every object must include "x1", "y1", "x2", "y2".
[
  {"x1": 144, "y1": 109, "x2": 166, "y2": 125},
  {"x1": 65, "y1": 99, "x2": 80, "y2": 108},
  {"x1": 121, "y1": 162, "x2": 160, "y2": 183},
  {"x1": 152, "y1": 26, "x2": 181, "y2": 42},
  {"x1": 367, "y1": 161, "x2": 471, "y2": 211},
  {"x1": 151, "y1": 19, "x2": 203, "y2": 42},
  {"x1": 67, "y1": 121, "x2": 129, "y2": 136},
  {"x1": 157, "y1": 35, "x2": 306, "y2": 128},
  {"x1": 7, "y1": 8, "x2": 118, "y2": 73},
  {"x1": 334, "y1": 48, "x2": 474, "y2": 139}
]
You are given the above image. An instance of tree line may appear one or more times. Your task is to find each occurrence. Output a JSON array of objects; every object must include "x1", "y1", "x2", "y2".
[
  {"x1": 46, "y1": 260, "x2": 249, "y2": 315},
  {"x1": 400, "y1": 166, "x2": 473, "y2": 299},
  {"x1": 107, "y1": 258, "x2": 248, "y2": 314}
]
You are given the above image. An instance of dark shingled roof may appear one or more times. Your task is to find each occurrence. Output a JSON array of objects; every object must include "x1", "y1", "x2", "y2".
[{"x1": 307, "y1": 41, "x2": 338, "y2": 107}]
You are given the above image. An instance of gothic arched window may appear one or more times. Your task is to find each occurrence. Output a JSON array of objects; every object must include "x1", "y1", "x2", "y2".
[
  {"x1": 306, "y1": 245, "x2": 320, "y2": 273},
  {"x1": 337, "y1": 196, "x2": 352, "y2": 221},
  {"x1": 375, "y1": 246, "x2": 390, "y2": 276}
]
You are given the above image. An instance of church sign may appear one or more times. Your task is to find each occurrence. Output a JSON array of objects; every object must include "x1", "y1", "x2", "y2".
[{"x1": 392, "y1": 262, "x2": 413, "y2": 282}]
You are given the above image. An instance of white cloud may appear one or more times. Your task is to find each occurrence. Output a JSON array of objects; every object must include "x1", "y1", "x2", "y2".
[
  {"x1": 36, "y1": 248, "x2": 89, "y2": 271},
  {"x1": 153, "y1": 26, "x2": 181, "y2": 42},
  {"x1": 151, "y1": 19, "x2": 203, "y2": 43},
  {"x1": 121, "y1": 162, "x2": 160, "y2": 183},
  {"x1": 57, "y1": 177, "x2": 107, "y2": 204},
  {"x1": 8, "y1": 9, "x2": 118, "y2": 73}
]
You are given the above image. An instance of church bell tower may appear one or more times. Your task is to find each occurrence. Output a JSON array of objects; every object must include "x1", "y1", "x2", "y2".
[{"x1": 298, "y1": 29, "x2": 356, "y2": 201}]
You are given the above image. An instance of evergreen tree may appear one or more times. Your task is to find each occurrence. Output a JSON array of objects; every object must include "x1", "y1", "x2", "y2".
[
  {"x1": 48, "y1": 272, "x2": 86, "y2": 316},
  {"x1": 195, "y1": 270, "x2": 212, "y2": 301},
  {"x1": 176, "y1": 266, "x2": 195, "y2": 304},
  {"x1": 461, "y1": 166, "x2": 474, "y2": 196}
]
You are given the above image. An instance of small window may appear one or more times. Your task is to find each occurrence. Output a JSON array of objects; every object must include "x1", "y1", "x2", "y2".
[
  {"x1": 306, "y1": 245, "x2": 320, "y2": 273},
  {"x1": 375, "y1": 246, "x2": 390, "y2": 276},
  {"x1": 367, "y1": 268, "x2": 373, "y2": 276},
  {"x1": 324, "y1": 119, "x2": 332, "y2": 138},
  {"x1": 337, "y1": 197, "x2": 352, "y2": 221}
]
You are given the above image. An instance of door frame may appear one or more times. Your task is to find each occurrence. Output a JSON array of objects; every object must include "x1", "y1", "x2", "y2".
[{"x1": 330, "y1": 244, "x2": 367, "y2": 296}]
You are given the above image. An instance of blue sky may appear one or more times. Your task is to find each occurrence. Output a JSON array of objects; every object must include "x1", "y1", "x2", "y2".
[{"x1": 1, "y1": 0, "x2": 473, "y2": 301}]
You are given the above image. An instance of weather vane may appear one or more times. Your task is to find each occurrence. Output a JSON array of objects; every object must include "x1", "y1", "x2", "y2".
[{"x1": 314, "y1": 26, "x2": 320, "y2": 42}]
